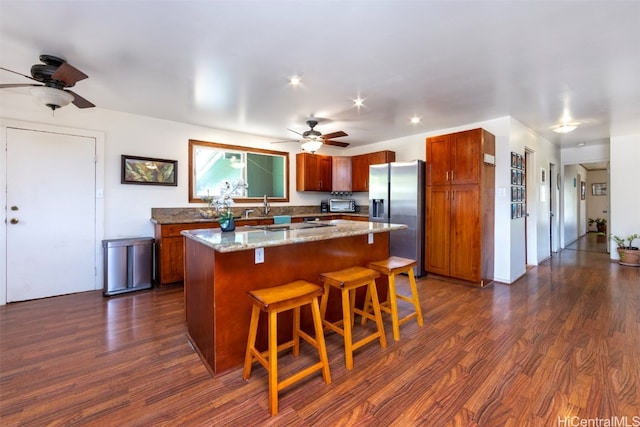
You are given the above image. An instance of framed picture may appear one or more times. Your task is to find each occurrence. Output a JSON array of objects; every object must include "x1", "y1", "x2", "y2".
[
  {"x1": 580, "y1": 181, "x2": 586, "y2": 200},
  {"x1": 592, "y1": 183, "x2": 607, "y2": 196},
  {"x1": 121, "y1": 155, "x2": 178, "y2": 186}
]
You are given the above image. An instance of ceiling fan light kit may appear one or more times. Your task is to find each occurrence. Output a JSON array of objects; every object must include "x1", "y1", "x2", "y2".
[
  {"x1": 30, "y1": 86, "x2": 74, "y2": 110},
  {"x1": 301, "y1": 139, "x2": 323, "y2": 153}
]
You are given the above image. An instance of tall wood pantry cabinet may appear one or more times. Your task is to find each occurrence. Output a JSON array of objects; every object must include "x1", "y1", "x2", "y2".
[{"x1": 425, "y1": 128, "x2": 495, "y2": 287}]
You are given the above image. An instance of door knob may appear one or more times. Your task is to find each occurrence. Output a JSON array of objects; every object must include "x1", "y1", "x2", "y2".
[{"x1": 10, "y1": 218, "x2": 19, "y2": 224}]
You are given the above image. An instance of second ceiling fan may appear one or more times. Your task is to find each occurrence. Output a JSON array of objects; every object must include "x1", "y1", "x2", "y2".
[{"x1": 274, "y1": 120, "x2": 349, "y2": 152}]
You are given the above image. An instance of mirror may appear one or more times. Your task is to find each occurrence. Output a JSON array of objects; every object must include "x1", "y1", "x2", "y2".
[{"x1": 189, "y1": 139, "x2": 289, "y2": 203}]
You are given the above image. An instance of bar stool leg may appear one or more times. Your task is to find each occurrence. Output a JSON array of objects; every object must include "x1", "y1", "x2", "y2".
[
  {"x1": 310, "y1": 296, "x2": 332, "y2": 383},
  {"x1": 243, "y1": 305, "x2": 261, "y2": 380},
  {"x1": 387, "y1": 273, "x2": 401, "y2": 341},
  {"x1": 407, "y1": 268, "x2": 424, "y2": 327},
  {"x1": 341, "y1": 287, "x2": 355, "y2": 370},
  {"x1": 292, "y1": 306, "x2": 301, "y2": 357},
  {"x1": 268, "y1": 309, "x2": 278, "y2": 416},
  {"x1": 367, "y1": 280, "x2": 387, "y2": 349}
]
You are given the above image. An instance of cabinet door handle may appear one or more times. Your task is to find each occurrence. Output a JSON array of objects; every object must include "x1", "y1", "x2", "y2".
[{"x1": 451, "y1": 170, "x2": 454, "y2": 181}]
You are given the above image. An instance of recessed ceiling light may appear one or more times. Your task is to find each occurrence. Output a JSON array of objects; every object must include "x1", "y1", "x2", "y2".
[
  {"x1": 552, "y1": 122, "x2": 580, "y2": 133},
  {"x1": 410, "y1": 116, "x2": 421, "y2": 124},
  {"x1": 289, "y1": 75, "x2": 301, "y2": 86},
  {"x1": 353, "y1": 97, "x2": 365, "y2": 108}
]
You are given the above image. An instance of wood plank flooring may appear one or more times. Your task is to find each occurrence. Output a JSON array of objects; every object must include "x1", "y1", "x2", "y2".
[{"x1": 1, "y1": 247, "x2": 639, "y2": 426}]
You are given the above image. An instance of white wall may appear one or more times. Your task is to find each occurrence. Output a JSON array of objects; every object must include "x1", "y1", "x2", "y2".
[{"x1": 609, "y1": 134, "x2": 640, "y2": 258}]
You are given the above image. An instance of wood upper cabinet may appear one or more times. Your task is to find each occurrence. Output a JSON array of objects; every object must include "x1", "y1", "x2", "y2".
[
  {"x1": 427, "y1": 129, "x2": 483, "y2": 186},
  {"x1": 425, "y1": 128, "x2": 495, "y2": 286},
  {"x1": 296, "y1": 153, "x2": 332, "y2": 191},
  {"x1": 351, "y1": 150, "x2": 396, "y2": 192},
  {"x1": 332, "y1": 156, "x2": 352, "y2": 192}
]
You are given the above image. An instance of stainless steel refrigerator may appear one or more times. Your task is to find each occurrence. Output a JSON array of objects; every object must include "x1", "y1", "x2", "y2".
[{"x1": 369, "y1": 160, "x2": 425, "y2": 277}]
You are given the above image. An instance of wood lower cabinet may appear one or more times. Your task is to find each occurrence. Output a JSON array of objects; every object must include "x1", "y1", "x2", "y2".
[
  {"x1": 351, "y1": 150, "x2": 396, "y2": 192},
  {"x1": 296, "y1": 153, "x2": 332, "y2": 191},
  {"x1": 154, "y1": 218, "x2": 273, "y2": 286},
  {"x1": 154, "y1": 222, "x2": 218, "y2": 286},
  {"x1": 425, "y1": 129, "x2": 494, "y2": 286}
]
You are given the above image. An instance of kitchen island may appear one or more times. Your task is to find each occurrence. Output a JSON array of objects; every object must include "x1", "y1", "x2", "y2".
[{"x1": 182, "y1": 219, "x2": 407, "y2": 374}]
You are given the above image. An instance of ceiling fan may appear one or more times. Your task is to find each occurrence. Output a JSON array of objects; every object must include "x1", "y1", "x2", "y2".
[
  {"x1": 0, "y1": 54, "x2": 95, "y2": 111},
  {"x1": 273, "y1": 120, "x2": 349, "y2": 153}
]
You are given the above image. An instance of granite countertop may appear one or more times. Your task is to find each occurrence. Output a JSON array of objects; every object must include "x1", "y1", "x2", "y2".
[
  {"x1": 181, "y1": 219, "x2": 407, "y2": 253},
  {"x1": 150, "y1": 207, "x2": 368, "y2": 225}
]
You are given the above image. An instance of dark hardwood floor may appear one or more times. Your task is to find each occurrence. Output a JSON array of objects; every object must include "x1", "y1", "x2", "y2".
[{"x1": 1, "y1": 247, "x2": 639, "y2": 426}]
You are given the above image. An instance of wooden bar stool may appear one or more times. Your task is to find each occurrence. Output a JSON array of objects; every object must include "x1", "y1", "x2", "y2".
[
  {"x1": 319, "y1": 266, "x2": 386, "y2": 370},
  {"x1": 363, "y1": 256, "x2": 424, "y2": 341},
  {"x1": 243, "y1": 280, "x2": 331, "y2": 416}
]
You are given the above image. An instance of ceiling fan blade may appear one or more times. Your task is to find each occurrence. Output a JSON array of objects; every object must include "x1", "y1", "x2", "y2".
[
  {"x1": 0, "y1": 83, "x2": 42, "y2": 88},
  {"x1": 52, "y1": 63, "x2": 88, "y2": 86},
  {"x1": 0, "y1": 66, "x2": 40, "y2": 82},
  {"x1": 65, "y1": 90, "x2": 95, "y2": 108},
  {"x1": 287, "y1": 128, "x2": 304, "y2": 137},
  {"x1": 322, "y1": 131, "x2": 348, "y2": 140},
  {"x1": 323, "y1": 140, "x2": 350, "y2": 148}
]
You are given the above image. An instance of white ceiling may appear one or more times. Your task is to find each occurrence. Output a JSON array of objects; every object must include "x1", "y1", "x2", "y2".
[{"x1": 1, "y1": 1, "x2": 638, "y2": 149}]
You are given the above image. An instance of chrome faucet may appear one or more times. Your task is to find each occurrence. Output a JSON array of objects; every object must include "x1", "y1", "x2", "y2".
[
  {"x1": 244, "y1": 209, "x2": 254, "y2": 219},
  {"x1": 263, "y1": 195, "x2": 270, "y2": 215}
]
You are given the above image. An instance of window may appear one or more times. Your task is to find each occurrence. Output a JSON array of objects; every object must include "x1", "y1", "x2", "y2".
[{"x1": 188, "y1": 139, "x2": 289, "y2": 203}]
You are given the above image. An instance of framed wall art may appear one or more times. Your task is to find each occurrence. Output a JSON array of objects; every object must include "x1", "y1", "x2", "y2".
[
  {"x1": 121, "y1": 155, "x2": 178, "y2": 186},
  {"x1": 592, "y1": 183, "x2": 607, "y2": 196}
]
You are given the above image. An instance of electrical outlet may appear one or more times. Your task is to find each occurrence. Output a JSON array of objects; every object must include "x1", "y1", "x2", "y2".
[
  {"x1": 368, "y1": 233, "x2": 374, "y2": 244},
  {"x1": 255, "y1": 247, "x2": 264, "y2": 264}
]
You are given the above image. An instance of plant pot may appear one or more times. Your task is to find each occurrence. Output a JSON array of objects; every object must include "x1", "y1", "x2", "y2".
[
  {"x1": 219, "y1": 217, "x2": 235, "y2": 232},
  {"x1": 617, "y1": 247, "x2": 640, "y2": 266},
  {"x1": 597, "y1": 224, "x2": 606, "y2": 233}
]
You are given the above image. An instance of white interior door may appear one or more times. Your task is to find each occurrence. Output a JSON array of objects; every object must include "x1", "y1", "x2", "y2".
[{"x1": 6, "y1": 128, "x2": 96, "y2": 302}]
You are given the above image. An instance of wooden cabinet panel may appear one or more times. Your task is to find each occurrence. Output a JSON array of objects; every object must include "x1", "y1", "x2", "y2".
[
  {"x1": 451, "y1": 129, "x2": 481, "y2": 185},
  {"x1": 296, "y1": 153, "x2": 332, "y2": 191},
  {"x1": 351, "y1": 150, "x2": 396, "y2": 192},
  {"x1": 332, "y1": 156, "x2": 352, "y2": 192},
  {"x1": 350, "y1": 154, "x2": 370, "y2": 192},
  {"x1": 425, "y1": 128, "x2": 494, "y2": 287},
  {"x1": 426, "y1": 134, "x2": 451, "y2": 186},
  {"x1": 425, "y1": 187, "x2": 450, "y2": 276},
  {"x1": 450, "y1": 186, "x2": 481, "y2": 282}
]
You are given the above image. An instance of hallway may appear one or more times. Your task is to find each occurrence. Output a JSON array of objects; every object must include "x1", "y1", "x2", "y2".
[{"x1": 565, "y1": 232, "x2": 609, "y2": 254}]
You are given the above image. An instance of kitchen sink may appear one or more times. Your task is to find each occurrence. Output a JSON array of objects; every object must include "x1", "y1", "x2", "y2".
[{"x1": 249, "y1": 222, "x2": 335, "y2": 232}]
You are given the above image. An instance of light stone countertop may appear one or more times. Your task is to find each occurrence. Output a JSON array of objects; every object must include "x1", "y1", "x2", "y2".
[{"x1": 181, "y1": 219, "x2": 407, "y2": 253}]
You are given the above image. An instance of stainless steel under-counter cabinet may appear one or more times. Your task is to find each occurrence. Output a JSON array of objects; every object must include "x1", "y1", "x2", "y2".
[{"x1": 102, "y1": 237, "x2": 154, "y2": 296}]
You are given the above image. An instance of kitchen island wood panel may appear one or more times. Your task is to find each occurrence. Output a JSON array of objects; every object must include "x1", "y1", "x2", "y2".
[{"x1": 183, "y1": 221, "x2": 403, "y2": 374}]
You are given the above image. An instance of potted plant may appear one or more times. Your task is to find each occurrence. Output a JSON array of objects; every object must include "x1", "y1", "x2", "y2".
[
  {"x1": 609, "y1": 233, "x2": 640, "y2": 266},
  {"x1": 588, "y1": 217, "x2": 607, "y2": 233},
  {"x1": 211, "y1": 180, "x2": 248, "y2": 232}
]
